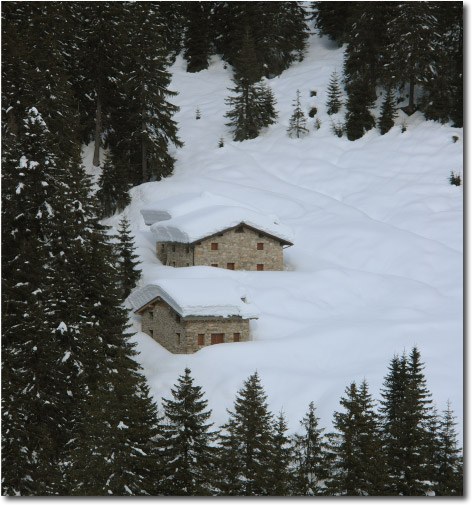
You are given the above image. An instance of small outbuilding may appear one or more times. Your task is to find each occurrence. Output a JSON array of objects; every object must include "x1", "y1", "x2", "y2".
[
  {"x1": 127, "y1": 278, "x2": 258, "y2": 354},
  {"x1": 150, "y1": 205, "x2": 293, "y2": 271}
]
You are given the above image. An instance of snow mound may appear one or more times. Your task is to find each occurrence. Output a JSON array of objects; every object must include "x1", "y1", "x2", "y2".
[
  {"x1": 150, "y1": 205, "x2": 294, "y2": 244},
  {"x1": 126, "y1": 278, "x2": 259, "y2": 319},
  {"x1": 140, "y1": 191, "x2": 258, "y2": 225}
]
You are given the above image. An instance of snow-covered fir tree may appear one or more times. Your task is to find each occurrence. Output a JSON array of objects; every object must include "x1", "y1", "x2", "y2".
[{"x1": 287, "y1": 90, "x2": 309, "y2": 138}]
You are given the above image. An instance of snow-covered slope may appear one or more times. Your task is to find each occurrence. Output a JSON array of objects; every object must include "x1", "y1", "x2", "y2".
[{"x1": 99, "y1": 35, "x2": 463, "y2": 441}]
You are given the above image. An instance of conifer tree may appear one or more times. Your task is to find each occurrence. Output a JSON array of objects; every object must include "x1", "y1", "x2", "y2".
[
  {"x1": 326, "y1": 380, "x2": 387, "y2": 496},
  {"x1": 116, "y1": 217, "x2": 141, "y2": 300},
  {"x1": 97, "y1": 153, "x2": 131, "y2": 218},
  {"x1": 161, "y1": 368, "x2": 218, "y2": 496},
  {"x1": 182, "y1": 1, "x2": 213, "y2": 72},
  {"x1": 378, "y1": 88, "x2": 398, "y2": 135},
  {"x1": 291, "y1": 402, "x2": 329, "y2": 496},
  {"x1": 326, "y1": 71, "x2": 343, "y2": 115},
  {"x1": 380, "y1": 347, "x2": 435, "y2": 495},
  {"x1": 225, "y1": 29, "x2": 278, "y2": 141},
  {"x1": 434, "y1": 401, "x2": 463, "y2": 495},
  {"x1": 266, "y1": 411, "x2": 293, "y2": 496},
  {"x1": 344, "y1": 80, "x2": 376, "y2": 141},
  {"x1": 312, "y1": 1, "x2": 356, "y2": 46},
  {"x1": 287, "y1": 90, "x2": 309, "y2": 138},
  {"x1": 217, "y1": 372, "x2": 275, "y2": 496}
]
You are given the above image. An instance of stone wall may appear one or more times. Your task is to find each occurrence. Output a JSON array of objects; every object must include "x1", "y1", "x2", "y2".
[
  {"x1": 140, "y1": 299, "x2": 251, "y2": 354},
  {"x1": 193, "y1": 225, "x2": 284, "y2": 270},
  {"x1": 183, "y1": 317, "x2": 251, "y2": 353},
  {"x1": 141, "y1": 299, "x2": 186, "y2": 353},
  {"x1": 156, "y1": 242, "x2": 194, "y2": 267}
]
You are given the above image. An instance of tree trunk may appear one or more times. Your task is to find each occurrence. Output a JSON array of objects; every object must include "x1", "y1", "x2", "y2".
[
  {"x1": 93, "y1": 94, "x2": 102, "y2": 167},
  {"x1": 408, "y1": 76, "x2": 415, "y2": 113}
]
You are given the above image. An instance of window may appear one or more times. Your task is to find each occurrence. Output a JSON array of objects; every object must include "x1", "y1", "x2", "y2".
[
  {"x1": 258, "y1": 233, "x2": 264, "y2": 238},
  {"x1": 150, "y1": 330, "x2": 154, "y2": 337},
  {"x1": 198, "y1": 334, "x2": 204, "y2": 345},
  {"x1": 172, "y1": 245, "x2": 176, "y2": 252},
  {"x1": 257, "y1": 264, "x2": 264, "y2": 271},
  {"x1": 176, "y1": 333, "x2": 181, "y2": 345},
  {"x1": 186, "y1": 246, "x2": 190, "y2": 254},
  {"x1": 211, "y1": 243, "x2": 218, "y2": 250},
  {"x1": 161, "y1": 244, "x2": 165, "y2": 251},
  {"x1": 149, "y1": 311, "x2": 154, "y2": 319},
  {"x1": 172, "y1": 261, "x2": 176, "y2": 267},
  {"x1": 227, "y1": 263, "x2": 235, "y2": 270},
  {"x1": 211, "y1": 264, "x2": 218, "y2": 268},
  {"x1": 257, "y1": 243, "x2": 264, "y2": 250},
  {"x1": 233, "y1": 333, "x2": 240, "y2": 342},
  {"x1": 186, "y1": 263, "x2": 190, "y2": 267},
  {"x1": 211, "y1": 334, "x2": 224, "y2": 345},
  {"x1": 236, "y1": 227, "x2": 244, "y2": 233},
  {"x1": 175, "y1": 314, "x2": 181, "y2": 323},
  {"x1": 218, "y1": 233, "x2": 224, "y2": 237}
]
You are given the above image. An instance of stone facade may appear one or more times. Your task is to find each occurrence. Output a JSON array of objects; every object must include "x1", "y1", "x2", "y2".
[
  {"x1": 156, "y1": 224, "x2": 287, "y2": 271},
  {"x1": 139, "y1": 297, "x2": 251, "y2": 354}
]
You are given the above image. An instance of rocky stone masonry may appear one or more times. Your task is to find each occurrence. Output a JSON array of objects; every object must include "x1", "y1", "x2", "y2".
[
  {"x1": 140, "y1": 297, "x2": 250, "y2": 353},
  {"x1": 156, "y1": 224, "x2": 285, "y2": 270}
]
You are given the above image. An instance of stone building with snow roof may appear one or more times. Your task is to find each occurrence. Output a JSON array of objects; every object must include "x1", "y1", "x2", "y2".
[
  {"x1": 127, "y1": 279, "x2": 258, "y2": 354},
  {"x1": 150, "y1": 205, "x2": 294, "y2": 271}
]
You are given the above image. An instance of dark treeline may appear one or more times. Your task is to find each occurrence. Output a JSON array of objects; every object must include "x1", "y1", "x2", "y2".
[{"x1": 313, "y1": 1, "x2": 463, "y2": 139}]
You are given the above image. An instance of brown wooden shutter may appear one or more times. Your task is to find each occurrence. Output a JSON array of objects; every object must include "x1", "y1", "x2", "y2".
[
  {"x1": 211, "y1": 263, "x2": 218, "y2": 268},
  {"x1": 211, "y1": 243, "x2": 218, "y2": 250},
  {"x1": 257, "y1": 264, "x2": 264, "y2": 271},
  {"x1": 233, "y1": 333, "x2": 240, "y2": 342},
  {"x1": 211, "y1": 333, "x2": 224, "y2": 345},
  {"x1": 257, "y1": 243, "x2": 264, "y2": 250},
  {"x1": 198, "y1": 334, "x2": 204, "y2": 345},
  {"x1": 227, "y1": 263, "x2": 235, "y2": 270}
]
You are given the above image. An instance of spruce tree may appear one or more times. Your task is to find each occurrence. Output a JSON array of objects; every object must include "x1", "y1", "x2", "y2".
[
  {"x1": 182, "y1": 1, "x2": 213, "y2": 73},
  {"x1": 326, "y1": 71, "x2": 343, "y2": 115},
  {"x1": 345, "y1": 79, "x2": 376, "y2": 141},
  {"x1": 217, "y1": 372, "x2": 275, "y2": 496},
  {"x1": 312, "y1": 1, "x2": 357, "y2": 46},
  {"x1": 161, "y1": 368, "x2": 218, "y2": 496},
  {"x1": 287, "y1": 90, "x2": 309, "y2": 138},
  {"x1": 291, "y1": 402, "x2": 329, "y2": 496},
  {"x1": 97, "y1": 153, "x2": 131, "y2": 218},
  {"x1": 380, "y1": 347, "x2": 435, "y2": 495},
  {"x1": 378, "y1": 88, "x2": 398, "y2": 135},
  {"x1": 116, "y1": 216, "x2": 141, "y2": 300},
  {"x1": 266, "y1": 411, "x2": 293, "y2": 496},
  {"x1": 434, "y1": 401, "x2": 463, "y2": 495},
  {"x1": 225, "y1": 28, "x2": 278, "y2": 142},
  {"x1": 326, "y1": 380, "x2": 387, "y2": 496}
]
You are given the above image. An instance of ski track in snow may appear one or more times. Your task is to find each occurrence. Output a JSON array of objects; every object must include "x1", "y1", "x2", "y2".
[{"x1": 93, "y1": 34, "x2": 463, "y2": 442}]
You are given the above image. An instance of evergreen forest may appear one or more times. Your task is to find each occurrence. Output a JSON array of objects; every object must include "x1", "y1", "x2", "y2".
[{"x1": 2, "y1": 1, "x2": 463, "y2": 496}]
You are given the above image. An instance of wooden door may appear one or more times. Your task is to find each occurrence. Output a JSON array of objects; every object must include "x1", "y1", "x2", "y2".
[{"x1": 211, "y1": 333, "x2": 224, "y2": 345}]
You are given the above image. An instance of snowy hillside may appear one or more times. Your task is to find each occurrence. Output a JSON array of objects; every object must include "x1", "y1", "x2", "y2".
[{"x1": 93, "y1": 35, "x2": 463, "y2": 441}]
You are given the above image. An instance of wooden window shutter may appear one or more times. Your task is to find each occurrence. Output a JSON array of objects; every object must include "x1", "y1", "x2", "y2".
[
  {"x1": 227, "y1": 263, "x2": 235, "y2": 270},
  {"x1": 211, "y1": 333, "x2": 224, "y2": 345},
  {"x1": 211, "y1": 243, "x2": 218, "y2": 250},
  {"x1": 257, "y1": 243, "x2": 264, "y2": 250},
  {"x1": 233, "y1": 333, "x2": 240, "y2": 342},
  {"x1": 257, "y1": 264, "x2": 264, "y2": 271},
  {"x1": 211, "y1": 264, "x2": 218, "y2": 268},
  {"x1": 198, "y1": 334, "x2": 204, "y2": 346}
]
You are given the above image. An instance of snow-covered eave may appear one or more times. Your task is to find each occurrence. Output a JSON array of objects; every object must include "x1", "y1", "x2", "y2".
[
  {"x1": 190, "y1": 221, "x2": 294, "y2": 247},
  {"x1": 133, "y1": 295, "x2": 258, "y2": 320}
]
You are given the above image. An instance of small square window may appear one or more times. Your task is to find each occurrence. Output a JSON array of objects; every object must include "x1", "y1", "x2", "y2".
[
  {"x1": 227, "y1": 263, "x2": 235, "y2": 270},
  {"x1": 233, "y1": 333, "x2": 240, "y2": 342},
  {"x1": 175, "y1": 314, "x2": 181, "y2": 323},
  {"x1": 257, "y1": 243, "x2": 264, "y2": 250},
  {"x1": 257, "y1": 264, "x2": 264, "y2": 271},
  {"x1": 198, "y1": 334, "x2": 204, "y2": 345},
  {"x1": 211, "y1": 264, "x2": 218, "y2": 268},
  {"x1": 161, "y1": 244, "x2": 165, "y2": 251},
  {"x1": 258, "y1": 233, "x2": 264, "y2": 238},
  {"x1": 236, "y1": 227, "x2": 244, "y2": 233},
  {"x1": 211, "y1": 243, "x2": 218, "y2": 250},
  {"x1": 186, "y1": 263, "x2": 190, "y2": 267},
  {"x1": 149, "y1": 311, "x2": 154, "y2": 319}
]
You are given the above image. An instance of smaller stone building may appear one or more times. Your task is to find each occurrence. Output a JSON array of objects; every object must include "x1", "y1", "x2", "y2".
[
  {"x1": 127, "y1": 279, "x2": 258, "y2": 354},
  {"x1": 150, "y1": 205, "x2": 293, "y2": 271}
]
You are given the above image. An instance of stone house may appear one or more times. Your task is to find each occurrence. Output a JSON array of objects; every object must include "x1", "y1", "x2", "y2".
[
  {"x1": 150, "y1": 205, "x2": 293, "y2": 271},
  {"x1": 126, "y1": 279, "x2": 258, "y2": 354}
]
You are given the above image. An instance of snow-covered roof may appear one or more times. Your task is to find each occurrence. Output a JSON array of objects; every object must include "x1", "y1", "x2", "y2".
[
  {"x1": 140, "y1": 192, "x2": 257, "y2": 225},
  {"x1": 126, "y1": 278, "x2": 259, "y2": 319},
  {"x1": 150, "y1": 205, "x2": 294, "y2": 245}
]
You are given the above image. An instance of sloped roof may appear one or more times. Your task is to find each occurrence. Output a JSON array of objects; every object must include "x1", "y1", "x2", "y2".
[
  {"x1": 126, "y1": 278, "x2": 259, "y2": 319},
  {"x1": 140, "y1": 192, "x2": 257, "y2": 226},
  {"x1": 150, "y1": 205, "x2": 294, "y2": 245}
]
